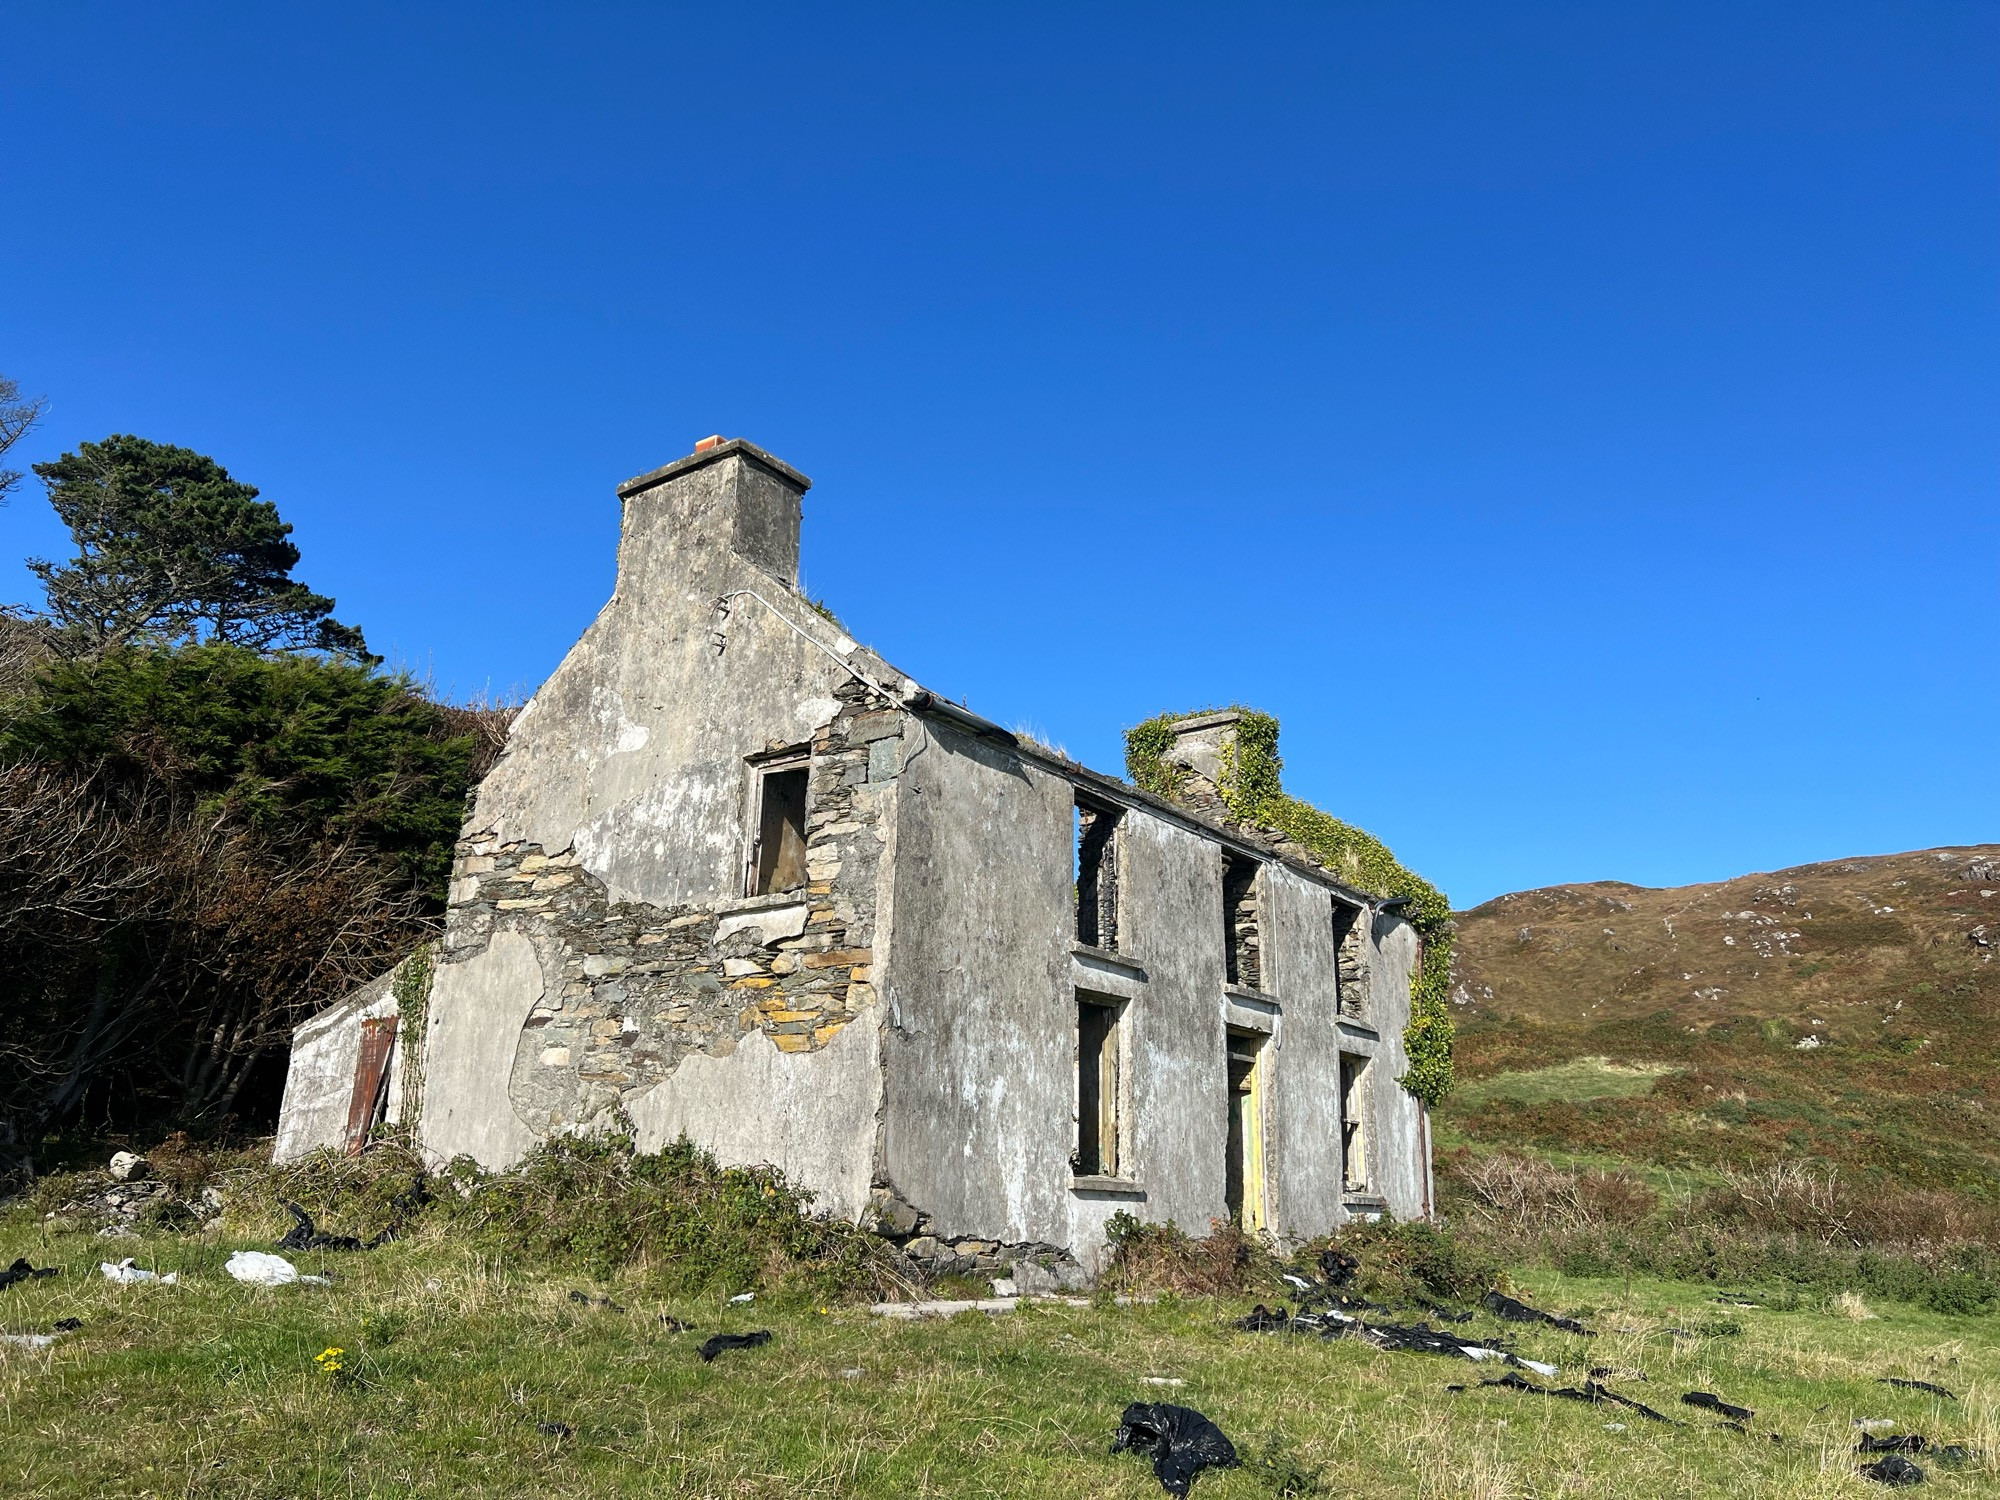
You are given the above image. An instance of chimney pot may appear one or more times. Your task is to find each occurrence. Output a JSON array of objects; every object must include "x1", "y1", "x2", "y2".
[{"x1": 694, "y1": 434, "x2": 726, "y2": 452}]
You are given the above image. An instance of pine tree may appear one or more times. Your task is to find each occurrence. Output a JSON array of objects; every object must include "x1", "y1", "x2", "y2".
[{"x1": 28, "y1": 435, "x2": 368, "y2": 658}]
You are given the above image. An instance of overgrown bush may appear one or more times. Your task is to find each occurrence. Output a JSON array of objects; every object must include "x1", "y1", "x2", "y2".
[
  {"x1": 231, "y1": 1140, "x2": 432, "y2": 1245},
  {"x1": 233, "y1": 1133, "x2": 909, "y2": 1301},
  {"x1": 1101, "y1": 1210, "x2": 1500, "y2": 1306},
  {"x1": 1326, "y1": 1218, "x2": 1503, "y2": 1304},
  {"x1": 1101, "y1": 1213, "x2": 1262, "y2": 1295}
]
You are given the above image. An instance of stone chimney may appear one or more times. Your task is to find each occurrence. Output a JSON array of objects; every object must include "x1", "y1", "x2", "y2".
[
  {"x1": 615, "y1": 437, "x2": 812, "y2": 589},
  {"x1": 1163, "y1": 711, "x2": 1241, "y2": 812}
]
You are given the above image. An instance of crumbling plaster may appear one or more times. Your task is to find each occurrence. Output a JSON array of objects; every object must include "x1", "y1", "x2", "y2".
[{"x1": 418, "y1": 929, "x2": 544, "y2": 1169}]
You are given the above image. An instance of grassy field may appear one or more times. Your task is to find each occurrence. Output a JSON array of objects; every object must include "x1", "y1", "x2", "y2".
[
  {"x1": 1443, "y1": 846, "x2": 2000, "y2": 1190},
  {"x1": 1448, "y1": 1058, "x2": 1682, "y2": 1112},
  {"x1": 3, "y1": 1217, "x2": 1997, "y2": 1499},
  {"x1": 6, "y1": 844, "x2": 1996, "y2": 1497}
]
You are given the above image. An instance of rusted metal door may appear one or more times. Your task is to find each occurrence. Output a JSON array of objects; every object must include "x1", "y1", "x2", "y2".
[{"x1": 342, "y1": 1017, "x2": 398, "y2": 1156}]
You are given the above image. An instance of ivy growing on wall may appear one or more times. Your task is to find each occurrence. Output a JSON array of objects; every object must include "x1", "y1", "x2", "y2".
[
  {"x1": 1125, "y1": 708, "x2": 1456, "y2": 1106},
  {"x1": 391, "y1": 942, "x2": 436, "y2": 1135}
]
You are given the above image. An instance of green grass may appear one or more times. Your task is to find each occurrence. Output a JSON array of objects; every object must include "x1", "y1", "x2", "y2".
[
  {"x1": 1452, "y1": 1057, "x2": 1681, "y2": 1110},
  {"x1": 4, "y1": 1223, "x2": 1998, "y2": 1497}
]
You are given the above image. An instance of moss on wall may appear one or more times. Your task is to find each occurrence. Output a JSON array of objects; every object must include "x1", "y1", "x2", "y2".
[{"x1": 1125, "y1": 708, "x2": 1455, "y2": 1106}]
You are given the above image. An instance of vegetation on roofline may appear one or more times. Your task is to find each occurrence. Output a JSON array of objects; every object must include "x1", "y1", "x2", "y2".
[{"x1": 1125, "y1": 707, "x2": 1456, "y2": 1106}]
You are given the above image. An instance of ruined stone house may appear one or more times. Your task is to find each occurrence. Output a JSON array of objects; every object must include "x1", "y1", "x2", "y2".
[{"x1": 275, "y1": 437, "x2": 1434, "y2": 1277}]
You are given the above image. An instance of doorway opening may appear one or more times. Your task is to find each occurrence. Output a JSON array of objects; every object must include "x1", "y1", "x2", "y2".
[{"x1": 1223, "y1": 1029, "x2": 1267, "y2": 1232}]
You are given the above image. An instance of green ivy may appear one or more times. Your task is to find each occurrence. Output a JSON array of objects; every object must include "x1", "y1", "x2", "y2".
[
  {"x1": 391, "y1": 943, "x2": 436, "y2": 1134},
  {"x1": 1125, "y1": 707, "x2": 1455, "y2": 1105}
]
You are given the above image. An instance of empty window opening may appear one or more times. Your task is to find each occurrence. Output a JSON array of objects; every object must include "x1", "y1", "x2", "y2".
[
  {"x1": 1075, "y1": 799, "x2": 1121, "y2": 950},
  {"x1": 1340, "y1": 1053, "x2": 1369, "y2": 1192},
  {"x1": 750, "y1": 760, "x2": 810, "y2": 895},
  {"x1": 1332, "y1": 901, "x2": 1367, "y2": 1018},
  {"x1": 1224, "y1": 1029, "x2": 1267, "y2": 1231},
  {"x1": 1075, "y1": 995, "x2": 1122, "y2": 1177},
  {"x1": 1223, "y1": 855, "x2": 1262, "y2": 990}
]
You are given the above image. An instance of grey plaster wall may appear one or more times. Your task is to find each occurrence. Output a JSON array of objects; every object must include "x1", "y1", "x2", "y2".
[
  {"x1": 877, "y1": 720, "x2": 1075, "y2": 1247},
  {"x1": 1096, "y1": 810, "x2": 1230, "y2": 1258},
  {"x1": 626, "y1": 1016, "x2": 880, "y2": 1221},
  {"x1": 273, "y1": 972, "x2": 398, "y2": 1163},
  {"x1": 1360, "y1": 917, "x2": 1428, "y2": 1218},
  {"x1": 875, "y1": 742, "x2": 1433, "y2": 1264},
  {"x1": 1257, "y1": 863, "x2": 1348, "y2": 1238},
  {"x1": 472, "y1": 445, "x2": 863, "y2": 912},
  {"x1": 419, "y1": 929, "x2": 545, "y2": 1169}
]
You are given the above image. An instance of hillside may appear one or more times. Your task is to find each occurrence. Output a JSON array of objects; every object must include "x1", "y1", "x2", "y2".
[{"x1": 1437, "y1": 845, "x2": 2000, "y2": 1192}]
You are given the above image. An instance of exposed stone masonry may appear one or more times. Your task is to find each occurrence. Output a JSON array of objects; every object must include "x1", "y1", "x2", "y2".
[
  {"x1": 437, "y1": 677, "x2": 900, "y2": 1135},
  {"x1": 1224, "y1": 854, "x2": 1262, "y2": 991},
  {"x1": 1333, "y1": 902, "x2": 1368, "y2": 1017},
  {"x1": 864, "y1": 1185, "x2": 1088, "y2": 1291},
  {"x1": 1075, "y1": 802, "x2": 1120, "y2": 951}
]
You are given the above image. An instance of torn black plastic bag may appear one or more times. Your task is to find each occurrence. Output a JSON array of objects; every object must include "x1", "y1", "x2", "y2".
[
  {"x1": 0, "y1": 1258, "x2": 59, "y2": 1290},
  {"x1": 1275, "y1": 1252, "x2": 1391, "y2": 1317},
  {"x1": 1881, "y1": 1378, "x2": 1956, "y2": 1401},
  {"x1": 1858, "y1": 1435, "x2": 1977, "y2": 1465},
  {"x1": 278, "y1": 1202, "x2": 369, "y2": 1252},
  {"x1": 1482, "y1": 1290, "x2": 1594, "y2": 1336},
  {"x1": 1111, "y1": 1403, "x2": 1239, "y2": 1498},
  {"x1": 1453, "y1": 1370, "x2": 1678, "y2": 1424},
  {"x1": 1317, "y1": 1248, "x2": 1359, "y2": 1288},
  {"x1": 1682, "y1": 1391, "x2": 1755, "y2": 1422},
  {"x1": 1859, "y1": 1453, "x2": 1926, "y2": 1486},
  {"x1": 697, "y1": 1330, "x2": 771, "y2": 1362}
]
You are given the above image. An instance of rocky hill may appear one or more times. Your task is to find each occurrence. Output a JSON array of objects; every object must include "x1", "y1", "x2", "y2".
[{"x1": 1436, "y1": 845, "x2": 2000, "y2": 1192}]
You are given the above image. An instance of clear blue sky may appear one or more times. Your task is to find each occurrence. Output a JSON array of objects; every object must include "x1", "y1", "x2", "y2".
[{"x1": 3, "y1": 3, "x2": 1994, "y2": 908}]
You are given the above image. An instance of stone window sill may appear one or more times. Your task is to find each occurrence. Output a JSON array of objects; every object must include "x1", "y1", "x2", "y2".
[
  {"x1": 719, "y1": 890, "x2": 810, "y2": 915},
  {"x1": 1225, "y1": 983, "x2": 1277, "y2": 1005},
  {"x1": 1071, "y1": 1175, "x2": 1147, "y2": 1198},
  {"x1": 1070, "y1": 943, "x2": 1146, "y2": 981}
]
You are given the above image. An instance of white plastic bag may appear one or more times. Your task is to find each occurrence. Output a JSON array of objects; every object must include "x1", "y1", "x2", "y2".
[
  {"x1": 100, "y1": 1258, "x2": 177, "y2": 1285},
  {"x1": 225, "y1": 1250, "x2": 299, "y2": 1286}
]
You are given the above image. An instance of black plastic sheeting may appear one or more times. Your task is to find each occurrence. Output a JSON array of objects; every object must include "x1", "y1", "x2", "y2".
[
  {"x1": 277, "y1": 1201, "x2": 390, "y2": 1252},
  {"x1": 1235, "y1": 1304, "x2": 1557, "y2": 1376},
  {"x1": 1448, "y1": 1370, "x2": 1679, "y2": 1424},
  {"x1": 1859, "y1": 1453, "x2": 1926, "y2": 1486},
  {"x1": 1481, "y1": 1290, "x2": 1595, "y2": 1336},
  {"x1": 697, "y1": 1330, "x2": 772, "y2": 1362},
  {"x1": 1110, "y1": 1402, "x2": 1240, "y2": 1498},
  {"x1": 0, "y1": 1257, "x2": 59, "y2": 1291},
  {"x1": 1880, "y1": 1379, "x2": 1957, "y2": 1401},
  {"x1": 1681, "y1": 1391, "x2": 1755, "y2": 1422},
  {"x1": 1857, "y1": 1435, "x2": 1977, "y2": 1465}
]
